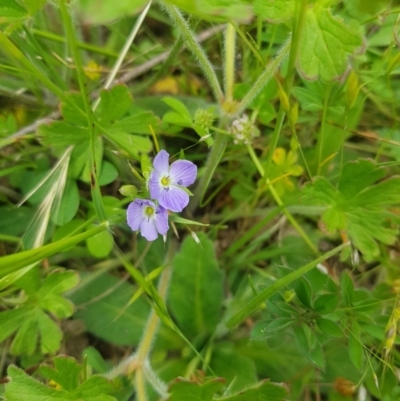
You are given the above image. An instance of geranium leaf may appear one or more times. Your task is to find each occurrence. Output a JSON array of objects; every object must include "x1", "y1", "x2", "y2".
[
  {"x1": 301, "y1": 159, "x2": 400, "y2": 260},
  {"x1": 253, "y1": 0, "x2": 294, "y2": 22},
  {"x1": 298, "y1": 5, "x2": 362, "y2": 80}
]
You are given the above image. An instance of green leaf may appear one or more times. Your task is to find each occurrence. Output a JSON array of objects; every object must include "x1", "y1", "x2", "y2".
[
  {"x1": 163, "y1": 97, "x2": 192, "y2": 121},
  {"x1": 294, "y1": 278, "x2": 313, "y2": 309},
  {"x1": 252, "y1": 318, "x2": 293, "y2": 340},
  {"x1": 98, "y1": 84, "x2": 132, "y2": 125},
  {"x1": 167, "y1": 377, "x2": 225, "y2": 401},
  {"x1": 227, "y1": 243, "x2": 348, "y2": 328},
  {"x1": 75, "y1": 0, "x2": 148, "y2": 24},
  {"x1": 298, "y1": 5, "x2": 362, "y2": 80},
  {"x1": 313, "y1": 293, "x2": 338, "y2": 314},
  {"x1": 301, "y1": 159, "x2": 400, "y2": 261},
  {"x1": 340, "y1": 272, "x2": 354, "y2": 306},
  {"x1": 0, "y1": 220, "x2": 107, "y2": 276},
  {"x1": 167, "y1": 377, "x2": 287, "y2": 401},
  {"x1": 316, "y1": 317, "x2": 342, "y2": 337},
  {"x1": 98, "y1": 161, "x2": 118, "y2": 186},
  {"x1": 0, "y1": 307, "x2": 29, "y2": 343},
  {"x1": 163, "y1": 111, "x2": 192, "y2": 127},
  {"x1": 222, "y1": 380, "x2": 288, "y2": 401},
  {"x1": 338, "y1": 159, "x2": 386, "y2": 199},
  {"x1": 40, "y1": 356, "x2": 82, "y2": 391},
  {"x1": 52, "y1": 179, "x2": 80, "y2": 226},
  {"x1": 36, "y1": 310, "x2": 63, "y2": 354},
  {"x1": 169, "y1": 233, "x2": 224, "y2": 338},
  {"x1": 5, "y1": 360, "x2": 117, "y2": 401},
  {"x1": 10, "y1": 310, "x2": 38, "y2": 355},
  {"x1": 106, "y1": 131, "x2": 152, "y2": 157},
  {"x1": 38, "y1": 269, "x2": 79, "y2": 318},
  {"x1": 69, "y1": 272, "x2": 150, "y2": 346},
  {"x1": 293, "y1": 324, "x2": 325, "y2": 368},
  {"x1": 20, "y1": 0, "x2": 46, "y2": 14},
  {"x1": 86, "y1": 229, "x2": 114, "y2": 258},
  {"x1": 0, "y1": 0, "x2": 28, "y2": 24},
  {"x1": 254, "y1": 0, "x2": 294, "y2": 22},
  {"x1": 169, "y1": 215, "x2": 209, "y2": 227},
  {"x1": 292, "y1": 87, "x2": 323, "y2": 111},
  {"x1": 0, "y1": 269, "x2": 78, "y2": 355},
  {"x1": 164, "y1": 0, "x2": 252, "y2": 23},
  {"x1": 111, "y1": 108, "x2": 160, "y2": 134},
  {"x1": 348, "y1": 320, "x2": 363, "y2": 370},
  {"x1": 38, "y1": 121, "x2": 89, "y2": 148},
  {"x1": 211, "y1": 345, "x2": 257, "y2": 393},
  {"x1": 60, "y1": 93, "x2": 87, "y2": 126}
]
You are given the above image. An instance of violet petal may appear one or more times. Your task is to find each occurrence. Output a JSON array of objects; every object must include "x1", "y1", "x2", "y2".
[
  {"x1": 154, "y1": 206, "x2": 169, "y2": 235},
  {"x1": 140, "y1": 219, "x2": 158, "y2": 241},
  {"x1": 157, "y1": 185, "x2": 189, "y2": 212},
  {"x1": 169, "y1": 160, "x2": 197, "y2": 187},
  {"x1": 149, "y1": 170, "x2": 162, "y2": 200},
  {"x1": 127, "y1": 200, "x2": 145, "y2": 231},
  {"x1": 152, "y1": 150, "x2": 170, "y2": 176}
]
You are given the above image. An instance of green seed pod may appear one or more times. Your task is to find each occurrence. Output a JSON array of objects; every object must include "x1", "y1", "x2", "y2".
[{"x1": 119, "y1": 185, "x2": 138, "y2": 197}]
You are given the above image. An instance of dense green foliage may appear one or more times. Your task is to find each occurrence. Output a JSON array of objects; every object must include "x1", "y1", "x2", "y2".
[{"x1": 0, "y1": 0, "x2": 400, "y2": 400}]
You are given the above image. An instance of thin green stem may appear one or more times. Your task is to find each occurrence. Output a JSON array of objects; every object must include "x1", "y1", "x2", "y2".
[
  {"x1": 133, "y1": 36, "x2": 184, "y2": 94},
  {"x1": 0, "y1": 31, "x2": 67, "y2": 101},
  {"x1": 285, "y1": 0, "x2": 308, "y2": 91},
  {"x1": 190, "y1": 133, "x2": 228, "y2": 211},
  {"x1": 317, "y1": 84, "x2": 332, "y2": 175},
  {"x1": 247, "y1": 144, "x2": 318, "y2": 255},
  {"x1": 137, "y1": 266, "x2": 172, "y2": 361},
  {"x1": 224, "y1": 24, "x2": 236, "y2": 101},
  {"x1": 59, "y1": 0, "x2": 106, "y2": 222},
  {"x1": 231, "y1": 22, "x2": 264, "y2": 66},
  {"x1": 264, "y1": 107, "x2": 285, "y2": 178},
  {"x1": 236, "y1": 36, "x2": 291, "y2": 115},
  {"x1": 0, "y1": 223, "x2": 108, "y2": 277},
  {"x1": 338, "y1": 106, "x2": 349, "y2": 187},
  {"x1": 93, "y1": 1, "x2": 152, "y2": 110},
  {"x1": 160, "y1": 2, "x2": 224, "y2": 103},
  {"x1": 32, "y1": 29, "x2": 119, "y2": 57},
  {"x1": 262, "y1": 0, "x2": 308, "y2": 180}
]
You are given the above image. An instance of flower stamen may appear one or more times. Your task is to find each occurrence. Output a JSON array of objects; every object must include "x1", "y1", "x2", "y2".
[
  {"x1": 144, "y1": 206, "x2": 155, "y2": 217},
  {"x1": 161, "y1": 176, "x2": 170, "y2": 186}
]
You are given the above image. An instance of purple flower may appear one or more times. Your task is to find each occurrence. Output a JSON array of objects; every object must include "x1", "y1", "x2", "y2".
[
  {"x1": 149, "y1": 150, "x2": 197, "y2": 212},
  {"x1": 127, "y1": 199, "x2": 169, "y2": 241}
]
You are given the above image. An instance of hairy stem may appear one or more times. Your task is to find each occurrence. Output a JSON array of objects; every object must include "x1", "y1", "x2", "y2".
[
  {"x1": 236, "y1": 36, "x2": 291, "y2": 115},
  {"x1": 135, "y1": 369, "x2": 148, "y2": 401},
  {"x1": 160, "y1": 2, "x2": 224, "y2": 103}
]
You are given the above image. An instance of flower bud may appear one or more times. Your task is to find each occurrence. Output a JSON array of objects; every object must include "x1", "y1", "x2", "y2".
[{"x1": 119, "y1": 185, "x2": 138, "y2": 197}]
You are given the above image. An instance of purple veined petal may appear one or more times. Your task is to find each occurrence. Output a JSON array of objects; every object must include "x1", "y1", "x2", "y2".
[
  {"x1": 169, "y1": 160, "x2": 197, "y2": 187},
  {"x1": 127, "y1": 200, "x2": 145, "y2": 231},
  {"x1": 157, "y1": 185, "x2": 189, "y2": 212},
  {"x1": 140, "y1": 218, "x2": 158, "y2": 241},
  {"x1": 149, "y1": 170, "x2": 162, "y2": 200},
  {"x1": 152, "y1": 150, "x2": 170, "y2": 176},
  {"x1": 154, "y1": 206, "x2": 169, "y2": 235}
]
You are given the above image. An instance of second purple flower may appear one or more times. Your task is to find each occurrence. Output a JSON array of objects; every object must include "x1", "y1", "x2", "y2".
[{"x1": 149, "y1": 150, "x2": 197, "y2": 212}]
